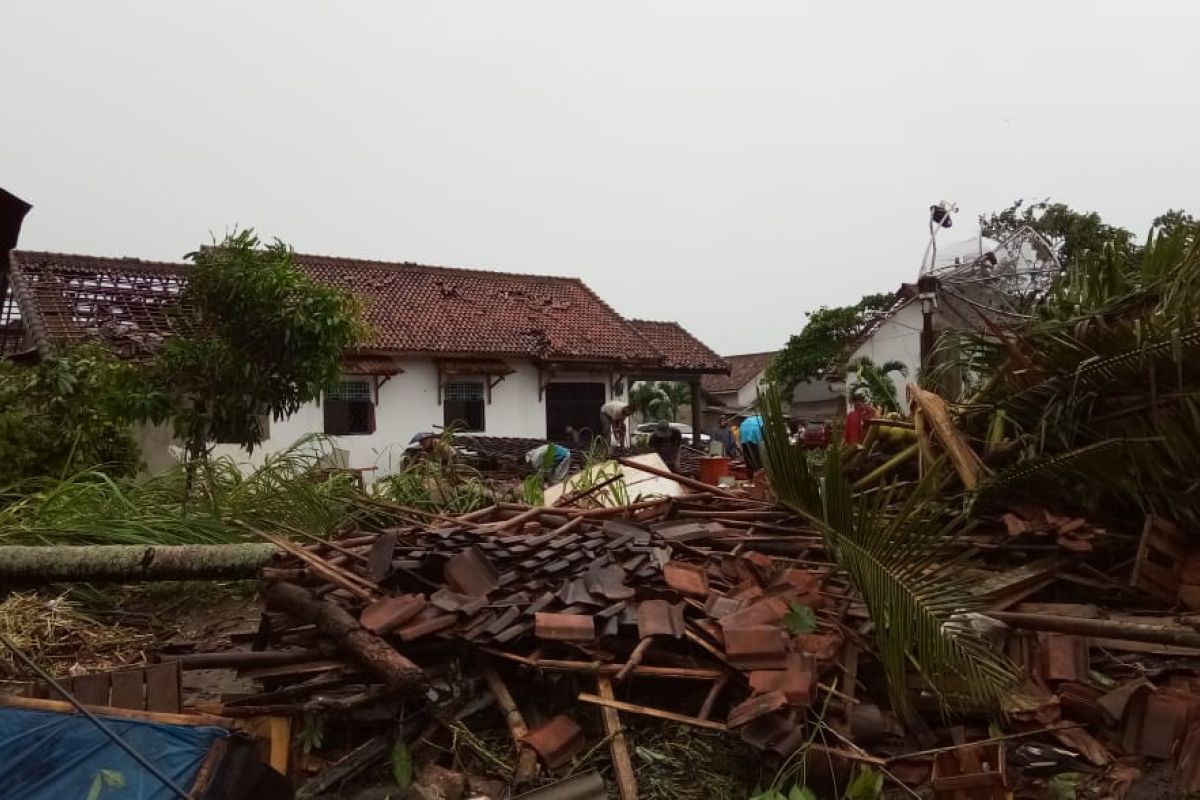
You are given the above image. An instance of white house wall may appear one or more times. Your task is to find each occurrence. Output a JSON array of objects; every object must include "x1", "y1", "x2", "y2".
[
  {"x1": 199, "y1": 356, "x2": 624, "y2": 477},
  {"x1": 847, "y1": 303, "x2": 923, "y2": 413}
]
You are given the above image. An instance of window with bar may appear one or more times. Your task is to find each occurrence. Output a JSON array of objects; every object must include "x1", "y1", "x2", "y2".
[
  {"x1": 444, "y1": 381, "x2": 485, "y2": 432},
  {"x1": 324, "y1": 380, "x2": 375, "y2": 436}
]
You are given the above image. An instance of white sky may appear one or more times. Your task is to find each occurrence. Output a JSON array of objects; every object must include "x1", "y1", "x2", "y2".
[{"x1": 3, "y1": 2, "x2": 1197, "y2": 354}]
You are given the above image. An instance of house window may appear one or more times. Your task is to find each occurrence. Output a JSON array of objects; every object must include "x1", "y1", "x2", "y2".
[
  {"x1": 324, "y1": 380, "x2": 376, "y2": 436},
  {"x1": 444, "y1": 381, "x2": 485, "y2": 432}
]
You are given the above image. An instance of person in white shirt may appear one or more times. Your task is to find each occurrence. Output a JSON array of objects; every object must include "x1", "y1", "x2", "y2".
[{"x1": 600, "y1": 400, "x2": 634, "y2": 447}]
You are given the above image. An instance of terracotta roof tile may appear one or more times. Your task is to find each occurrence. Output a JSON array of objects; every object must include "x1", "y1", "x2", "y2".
[
  {"x1": 628, "y1": 319, "x2": 728, "y2": 374},
  {"x1": 8, "y1": 251, "x2": 719, "y2": 371},
  {"x1": 701, "y1": 351, "x2": 777, "y2": 395}
]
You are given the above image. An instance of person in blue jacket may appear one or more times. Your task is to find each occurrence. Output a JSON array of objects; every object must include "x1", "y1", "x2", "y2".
[
  {"x1": 739, "y1": 413, "x2": 764, "y2": 477},
  {"x1": 525, "y1": 443, "x2": 571, "y2": 486}
]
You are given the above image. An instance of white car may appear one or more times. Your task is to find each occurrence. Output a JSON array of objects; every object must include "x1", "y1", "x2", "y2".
[{"x1": 634, "y1": 422, "x2": 711, "y2": 446}]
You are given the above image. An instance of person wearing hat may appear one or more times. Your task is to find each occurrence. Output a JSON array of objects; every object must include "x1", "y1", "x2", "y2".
[
  {"x1": 525, "y1": 442, "x2": 572, "y2": 486},
  {"x1": 647, "y1": 420, "x2": 683, "y2": 472},
  {"x1": 843, "y1": 389, "x2": 877, "y2": 445},
  {"x1": 405, "y1": 431, "x2": 456, "y2": 473}
]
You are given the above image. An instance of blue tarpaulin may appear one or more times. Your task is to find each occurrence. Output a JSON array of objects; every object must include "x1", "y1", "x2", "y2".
[{"x1": 0, "y1": 706, "x2": 229, "y2": 799}]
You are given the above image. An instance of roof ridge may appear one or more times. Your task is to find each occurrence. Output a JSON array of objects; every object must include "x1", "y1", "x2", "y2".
[
  {"x1": 13, "y1": 250, "x2": 189, "y2": 270},
  {"x1": 292, "y1": 251, "x2": 588, "y2": 285}
]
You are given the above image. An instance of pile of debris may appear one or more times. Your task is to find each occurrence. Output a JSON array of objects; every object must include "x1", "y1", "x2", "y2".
[{"x1": 122, "y1": 452, "x2": 1200, "y2": 799}]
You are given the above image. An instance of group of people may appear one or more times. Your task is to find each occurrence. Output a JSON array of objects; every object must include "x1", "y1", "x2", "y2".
[
  {"x1": 410, "y1": 388, "x2": 879, "y2": 490},
  {"x1": 709, "y1": 413, "x2": 764, "y2": 476}
]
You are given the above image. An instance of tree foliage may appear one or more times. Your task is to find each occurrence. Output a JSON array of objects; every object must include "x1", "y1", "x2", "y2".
[
  {"x1": 979, "y1": 198, "x2": 1136, "y2": 268},
  {"x1": 156, "y1": 230, "x2": 361, "y2": 460},
  {"x1": 847, "y1": 357, "x2": 907, "y2": 413},
  {"x1": 0, "y1": 346, "x2": 151, "y2": 485},
  {"x1": 768, "y1": 293, "x2": 894, "y2": 393},
  {"x1": 628, "y1": 381, "x2": 691, "y2": 421}
]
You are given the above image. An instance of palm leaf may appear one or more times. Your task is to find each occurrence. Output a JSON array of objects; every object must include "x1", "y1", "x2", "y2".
[{"x1": 760, "y1": 385, "x2": 1017, "y2": 718}]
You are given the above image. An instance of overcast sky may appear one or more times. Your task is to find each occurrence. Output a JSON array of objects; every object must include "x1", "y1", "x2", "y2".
[{"x1": 3, "y1": 2, "x2": 1197, "y2": 355}]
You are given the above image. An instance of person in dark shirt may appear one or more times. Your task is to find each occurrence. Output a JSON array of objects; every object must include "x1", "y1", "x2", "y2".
[
  {"x1": 648, "y1": 421, "x2": 683, "y2": 472},
  {"x1": 710, "y1": 415, "x2": 739, "y2": 458}
]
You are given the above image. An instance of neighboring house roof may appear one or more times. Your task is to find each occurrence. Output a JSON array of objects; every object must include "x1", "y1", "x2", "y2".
[
  {"x1": 700, "y1": 351, "x2": 777, "y2": 396},
  {"x1": 6, "y1": 250, "x2": 725, "y2": 373},
  {"x1": 627, "y1": 320, "x2": 728, "y2": 375}
]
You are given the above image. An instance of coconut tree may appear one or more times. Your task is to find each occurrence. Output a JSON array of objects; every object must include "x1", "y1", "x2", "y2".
[{"x1": 848, "y1": 357, "x2": 908, "y2": 414}]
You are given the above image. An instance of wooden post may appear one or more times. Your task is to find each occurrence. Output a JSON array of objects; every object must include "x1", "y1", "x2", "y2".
[
  {"x1": 597, "y1": 676, "x2": 639, "y2": 800},
  {"x1": 690, "y1": 379, "x2": 703, "y2": 449}
]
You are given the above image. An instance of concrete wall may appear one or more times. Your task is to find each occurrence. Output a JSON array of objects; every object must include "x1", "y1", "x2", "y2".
[
  {"x1": 155, "y1": 356, "x2": 628, "y2": 478},
  {"x1": 847, "y1": 302, "x2": 922, "y2": 413}
]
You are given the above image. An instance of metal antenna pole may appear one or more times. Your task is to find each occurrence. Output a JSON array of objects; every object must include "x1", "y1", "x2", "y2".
[{"x1": 0, "y1": 634, "x2": 196, "y2": 800}]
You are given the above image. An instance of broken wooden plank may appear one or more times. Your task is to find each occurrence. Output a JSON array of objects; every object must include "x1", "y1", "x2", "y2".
[{"x1": 597, "y1": 676, "x2": 638, "y2": 800}]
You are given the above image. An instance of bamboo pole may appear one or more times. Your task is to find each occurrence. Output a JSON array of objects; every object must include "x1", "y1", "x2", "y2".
[
  {"x1": 987, "y1": 611, "x2": 1200, "y2": 649},
  {"x1": 851, "y1": 443, "x2": 919, "y2": 490},
  {"x1": 478, "y1": 659, "x2": 539, "y2": 785}
]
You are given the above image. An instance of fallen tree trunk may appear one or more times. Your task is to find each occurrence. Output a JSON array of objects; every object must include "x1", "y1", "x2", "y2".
[
  {"x1": 0, "y1": 543, "x2": 277, "y2": 583},
  {"x1": 264, "y1": 580, "x2": 425, "y2": 693}
]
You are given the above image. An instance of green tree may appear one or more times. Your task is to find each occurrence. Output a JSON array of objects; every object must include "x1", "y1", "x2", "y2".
[
  {"x1": 0, "y1": 345, "x2": 151, "y2": 484},
  {"x1": 156, "y1": 230, "x2": 361, "y2": 462},
  {"x1": 653, "y1": 381, "x2": 691, "y2": 421},
  {"x1": 627, "y1": 382, "x2": 667, "y2": 420},
  {"x1": 979, "y1": 199, "x2": 1136, "y2": 267},
  {"x1": 848, "y1": 357, "x2": 907, "y2": 414},
  {"x1": 767, "y1": 292, "x2": 894, "y2": 393}
]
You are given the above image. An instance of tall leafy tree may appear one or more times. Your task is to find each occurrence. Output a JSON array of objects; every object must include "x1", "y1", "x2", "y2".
[
  {"x1": 653, "y1": 381, "x2": 691, "y2": 422},
  {"x1": 979, "y1": 199, "x2": 1136, "y2": 267},
  {"x1": 156, "y1": 230, "x2": 361, "y2": 462},
  {"x1": 767, "y1": 293, "x2": 894, "y2": 393}
]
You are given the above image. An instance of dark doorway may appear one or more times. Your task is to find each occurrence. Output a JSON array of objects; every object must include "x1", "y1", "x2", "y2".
[{"x1": 545, "y1": 382, "x2": 605, "y2": 443}]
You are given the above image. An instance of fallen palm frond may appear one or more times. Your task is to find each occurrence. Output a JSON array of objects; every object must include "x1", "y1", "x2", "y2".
[
  {"x1": 761, "y1": 385, "x2": 1018, "y2": 719},
  {"x1": 0, "y1": 592, "x2": 154, "y2": 678},
  {"x1": 0, "y1": 435, "x2": 380, "y2": 545}
]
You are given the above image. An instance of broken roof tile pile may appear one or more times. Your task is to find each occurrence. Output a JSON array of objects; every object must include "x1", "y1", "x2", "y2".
[
  {"x1": 7, "y1": 251, "x2": 727, "y2": 374},
  {"x1": 146, "y1": 470, "x2": 1200, "y2": 799}
]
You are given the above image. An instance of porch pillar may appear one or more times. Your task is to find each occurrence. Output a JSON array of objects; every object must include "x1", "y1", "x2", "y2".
[{"x1": 690, "y1": 379, "x2": 703, "y2": 449}]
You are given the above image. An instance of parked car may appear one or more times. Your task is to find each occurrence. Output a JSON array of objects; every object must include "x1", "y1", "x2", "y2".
[
  {"x1": 634, "y1": 422, "x2": 710, "y2": 446},
  {"x1": 797, "y1": 420, "x2": 832, "y2": 448}
]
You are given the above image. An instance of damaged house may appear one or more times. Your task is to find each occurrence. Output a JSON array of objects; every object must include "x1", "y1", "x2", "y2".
[{"x1": 0, "y1": 249, "x2": 727, "y2": 473}]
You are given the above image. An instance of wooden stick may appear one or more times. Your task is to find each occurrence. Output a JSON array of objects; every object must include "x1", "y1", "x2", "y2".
[
  {"x1": 597, "y1": 676, "x2": 639, "y2": 800},
  {"x1": 478, "y1": 658, "x2": 538, "y2": 785},
  {"x1": 480, "y1": 649, "x2": 723, "y2": 680},
  {"x1": 553, "y1": 473, "x2": 622, "y2": 508},
  {"x1": 615, "y1": 457, "x2": 748, "y2": 500},
  {"x1": 614, "y1": 637, "x2": 653, "y2": 682},
  {"x1": 884, "y1": 723, "x2": 1085, "y2": 763},
  {"x1": 987, "y1": 611, "x2": 1200, "y2": 648},
  {"x1": 576, "y1": 692, "x2": 726, "y2": 731},
  {"x1": 240, "y1": 523, "x2": 378, "y2": 601},
  {"x1": 697, "y1": 672, "x2": 731, "y2": 720}
]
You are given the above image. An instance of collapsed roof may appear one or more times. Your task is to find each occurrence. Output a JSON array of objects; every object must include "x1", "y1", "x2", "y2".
[{"x1": 3, "y1": 250, "x2": 728, "y2": 376}]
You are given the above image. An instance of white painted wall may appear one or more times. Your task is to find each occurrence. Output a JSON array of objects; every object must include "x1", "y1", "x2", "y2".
[
  {"x1": 189, "y1": 356, "x2": 624, "y2": 477},
  {"x1": 847, "y1": 302, "x2": 922, "y2": 413}
]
